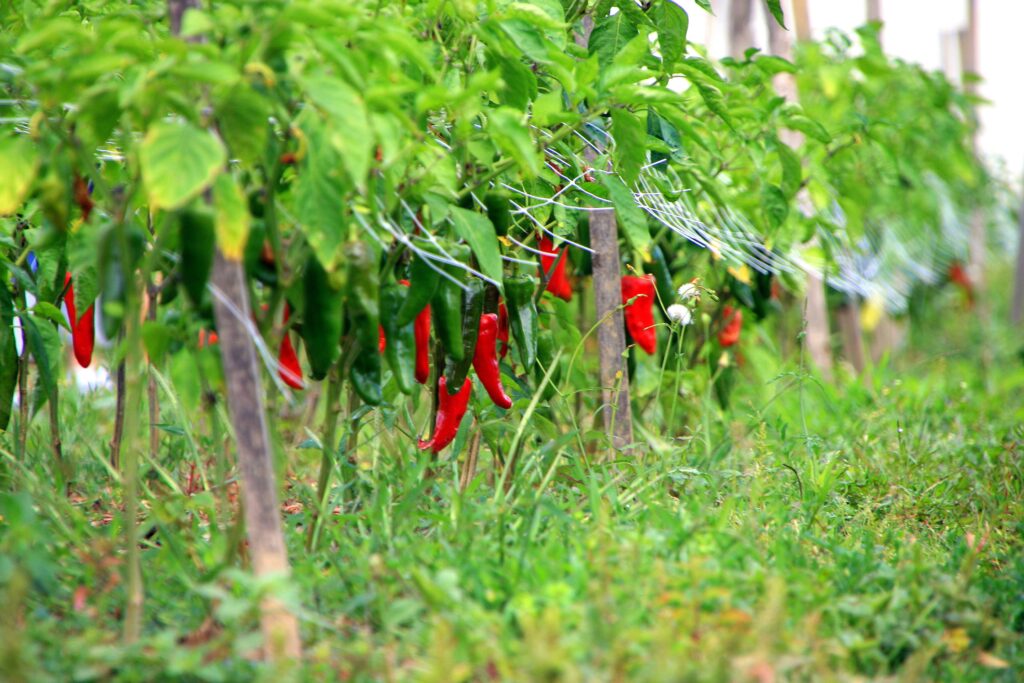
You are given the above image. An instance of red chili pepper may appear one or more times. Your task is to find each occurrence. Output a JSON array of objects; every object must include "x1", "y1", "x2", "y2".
[
  {"x1": 198, "y1": 329, "x2": 218, "y2": 348},
  {"x1": 473, "y1": 313, "x2": 512, "y2": 409},
  {"x1": 399, "y1": 279, "x2": 432, "y2": 384},
  {"x1": 497, "y1": 301, "x2": 509, "y2": 359},
  {"x1": 418, "y1": 375, "x2": 472, "y2": 453},
  {"x1": 621, "y1": 274, "x2": 657, "y2": 355},
  {"x1": 718, "y1": 305, "x2": 742, "y2": 348},
  {"x1": 63, "y1": 272, "x2": 95, "y2": 368},
  {"x1": 278, "y1": 304, "x2": 304, "y2": 390},
  {"x1": 948, "y1": 261, "x2": 974, "y2": 305},
  {"x1": 378, "y1": 325, "x2": 386, "y2": 352},
  {"x1": 539, "y1": 234, "x2": 572, "y2": 301}
]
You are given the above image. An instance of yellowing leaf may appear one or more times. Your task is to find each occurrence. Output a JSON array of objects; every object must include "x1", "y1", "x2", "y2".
[
  {"x1": 728, "y1": 265, "x2": 751, "y2": 285},
  {"x1": 0, "y1": 135, "x2": 39, "y2": 215},
  {"x1": 213, "y1": 174, "x2": 250, "y2": 261}
]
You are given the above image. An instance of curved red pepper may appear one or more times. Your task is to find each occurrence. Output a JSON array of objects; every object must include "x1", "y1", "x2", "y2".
[
  {"x1": 278, "y1": 303, "x2": 304, "y2": 390},
  {"x1": 621, "y1": 274, "x2": 657, "y2": 355},
  {"x1": 418, "y1": 375, "x2": 472, "y2": 453},
  {"x1": 399, "y1": 279, "x2": 432, "y2": 384},
  {"x1": 63, "y1": 272, "x2": 95, "y2": 368},
  {"x1": 473, "y1": 313, "x2": 512, "y2": 409},
  {"x1": 539, "y1": 234, "x2": 572, "y2": 301},
  {"x1": 718, "y1": 305, "x2": 742, "y2": 348},
  {"x1": 497, "y1": 301, "x2": 509, "y2": 359}
]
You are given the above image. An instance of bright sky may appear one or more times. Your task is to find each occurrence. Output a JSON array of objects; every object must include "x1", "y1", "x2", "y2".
[{"x1": 687, "y1": 0, "x2": 1024, "y2": 180}]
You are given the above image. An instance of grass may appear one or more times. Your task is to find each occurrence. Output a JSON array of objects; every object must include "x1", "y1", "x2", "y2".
[{"x1": 1, "y1": 281, "x2": 1023, "y2": 682}]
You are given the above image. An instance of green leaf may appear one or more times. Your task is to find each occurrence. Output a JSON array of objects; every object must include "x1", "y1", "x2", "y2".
[
  {"x1": 491, "y1": 51, "x2": 538, "y2": 110},
  {"x1": 765, "y1": 0, "x2": 786, "y2": 28},
  {"x1": 294, "y1": 113, "x2": 347, "y2": 272},
  {"x1": 301, "y1": 73, "x2": 374, "y2": 187},
  {"x1": 499, "y1": 20, "x2": 552, "y2": 63},
  {"x1": 214, "y1": 85, "x2": 270, "y2": 167},
  {"x1": 590, "y1": 12, "x2": 638, "y2": 67},
  {"x1": 776, "y1": 143, "x2": 802, "y2": 197},
  {"x1": 142, "y1": 321, "x2": 172, "y2": 364},
  {"x1": 600, "y1": 174, "x2": 650, "y2": 255},
  {"x1": 0, "y1": 135, "x2": 39, "y2": 216},
  {"x1": 761, "y1": 184, "x2": 789, "y2": 231},
  {"x1": 488, "y1": 107, "x2": 541, "y2": 178},
  {"x1": 21, "y1": 313, "x2": 58, "y2": 414},
  {"x1": 783, "y1": 113, "x2": 832, "y2": 144},
  {"x1": 139, "y1": 122, "x2": 226, "y2": 211},
  {"x1": 611, "y1": 108, "x2": 646, "y2": 185},
  {"x1": 693, "y1": 82, "x2": 734, "y2": 130},
  {"x1": 694, "y1": 0, "x2": 712, "y2": 12},
  {"x1": 449, "y1": 207, "x2": 504, "y2": 290},
  {"x1": 213, "y1": 174, "x2": 250, "y2": 261},
  {"x1": 33, "y1": 302, "x2": 69, "y2": 332},
  {"x1": 656, "y1": 0, "x2": 689, "y2": 67}
]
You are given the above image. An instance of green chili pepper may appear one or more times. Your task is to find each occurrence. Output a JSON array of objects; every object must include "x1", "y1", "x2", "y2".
[
  {"x1": 570, "y1": 212, "x2": 593, "y2": 277},
  {"x1": 430, "y1": 244, "x2": 471, "y2": 362},
  {"x1": 380, "y1": 282, "x2": 416, "y2": 395},
  {"x1": 484, "y1": 191, "x2": 512, "y2": 237},
  {"x1": 98, "y1": 222, "x2": 145, "y2": 340},
  {"x1": 535, "y1": 327, "x2": 560, "y2": 400},
  {"x1": 179, "y1": 208, "x2": 215, "y2": 307},
  {"x1": 301, "y1": 254, "x2": 344, "y2": 381},
  {"x1": 505, "y1": 274, "x2": 538, "y2": 369},
  {"x1": 0, "y1": 282, "x2": 18, "y2": 432},
  {"x1": 345, "y1": 240, "x2": 382, "y2": 405},
  {"x1": 643, "y1": 244, "x2": 674, "y2": 317},
  {"x1": 397, "y1": 251, "x2": 440, "y2": 326},
  {"x1": 444, "y1": 277, "x2": 484, "y2": 393}
]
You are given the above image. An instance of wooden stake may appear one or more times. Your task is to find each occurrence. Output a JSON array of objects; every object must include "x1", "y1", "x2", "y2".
[
  {"x1": 1012, "y1": 177, "x2": 1024, "y2": 325},
  {"x1": 210, "y1": 252, "x2": 302, "y2": 660},
  {"x1": 577, "y1": 15, "x2": 633, "y2": 451},
  {"x1": 766, "y1": 0, "x2": 833, "y2": 379},
  {"x1": 728, "y1": 0, "x2": 755, "y2": 59}
]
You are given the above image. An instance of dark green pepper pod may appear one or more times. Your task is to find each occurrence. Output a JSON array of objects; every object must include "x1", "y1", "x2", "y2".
[
  {"x1": 643, "y1": 243, "x2": 674, "y2": 318},
  {"x1": 301, "y1": 254, "x2": 343, "y2": 381},
  {"x1": 380, "y1": 282, "x2": 416, "y2": 395},
  {"x1": 98, "y1": 222, "x2": 146, "y2": 340},
  {"x1": 534, "y1": 327, "x2": 560, "y2": 400},
  {"x1": 484, "y1": 191, "x2": 512, "y2": 237},
  {"x1": 430, "y1": 244, "x2": 471, "y2": 362},
  {"x1": 178, "y1": 208, "x2": 215, "y2": 307},
  {"x1": 397, "y1": 251, "x2": 440, "y2": 326},
  {"x1": 505, "y1": 274, "x2": 538, "y2": 369},
  {"x1": 570, "y1": 212, "x2": 593, "y2": 277},
  {"x1": 0, "y1": 282, "x2": 18, "y2": 432},
  {"x1": 345, "y1": 240, "x2": 382, "y2": 405},
  {"x1": 444, "y1": 278, "x2": 484, "y2": 393}
]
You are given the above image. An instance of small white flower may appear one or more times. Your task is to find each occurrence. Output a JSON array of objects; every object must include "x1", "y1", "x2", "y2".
[
  {"x1": 666, "y1": 304, "x2": 692, "y2": 326},
  {"x1": 677, "y1": 282, "x2": 699, "y2": 300}
]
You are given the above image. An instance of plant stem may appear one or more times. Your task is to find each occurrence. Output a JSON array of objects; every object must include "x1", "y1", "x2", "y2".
[
  {"x1": 110, "y1": 356, "x2": 126, "y2": 470},
  {"x1": 307, "y1": 370, "x2": 343, "y2": 551}
]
